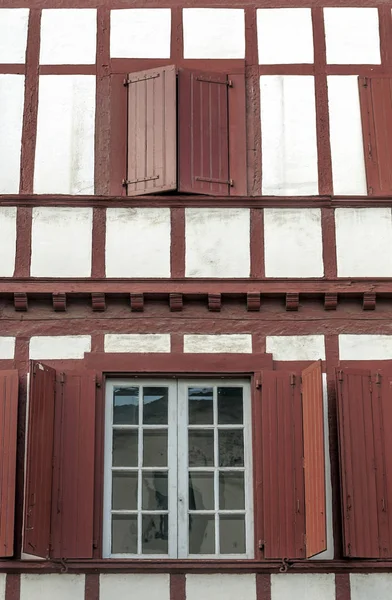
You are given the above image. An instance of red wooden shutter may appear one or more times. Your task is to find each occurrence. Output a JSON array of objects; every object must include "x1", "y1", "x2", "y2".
[
  {"x1": 24, "y1": 362, "x2": 56, "y2": 558},
  {"x1": 0, "y1": 370, "x2": 18, "y2": 557},
  {"x1": 336, "y1": 369, "x2": 392, "y2": 558},
  {"x1": 51, "y1": 371, "x2": 96, "y2": 559},
  {"x1": 302, "y1": 361, "x2": 326, "y2": 558},
  {"x1": 125, "y1": 65, "x2": 177, "y2": 196},
  {"x1": 259, "y1": 371, "x2": 305, "y2": 559},
  {"x1": 359, "y1": 77, "x2": 392, "y2": 196},
  {"x1": 178, "y1": 69, "x2": 232, "y2": 196}
]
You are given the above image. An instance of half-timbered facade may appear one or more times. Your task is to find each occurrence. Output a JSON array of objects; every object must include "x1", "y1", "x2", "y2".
[{"x1": 0, "y1": 2, "x2": 392, "y2": 600}]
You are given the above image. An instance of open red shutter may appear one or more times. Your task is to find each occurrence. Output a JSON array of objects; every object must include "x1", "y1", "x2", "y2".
[
  {"x1": 51, "y1": 371, "x2": 96, "y2": 559},
  {"x1": 359, "y1": 77, "x2": 392, "y2": 196},
  {"x1": 24, "y1": 362, "x2": 56, "y2": 558},
  {"x1": 258, "y1": 371, "x2": 305, "y2": 559},
  {"x1": 302, "y1": 361, "x2": 326, "y2": 558},
  {"x1": 125, "y1": 65, "x2": 177, "y2": 196},
  {"x1": 336, "y1": 369, "x2": 392, "y2": 557},
  {"x1": 0, "y1": 370, "x2": 18, "y2": 557}
]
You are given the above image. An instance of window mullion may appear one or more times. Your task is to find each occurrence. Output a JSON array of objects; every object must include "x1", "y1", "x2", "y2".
[{"x1": 177, "y1": 381, "x2": 188, "y2": 559}]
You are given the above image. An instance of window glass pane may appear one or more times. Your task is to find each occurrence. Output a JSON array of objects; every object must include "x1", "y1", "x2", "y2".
[
  {"x1": 142, "y1": 515, "x2": 168, "y2": 554},
  {"x1": 189, "y1": 515, "x2": 215, "y2": 554},
  {"x1": 188, "y1": 430, "x2": 214, "y2": 466},
  {"x1": 112, "y1": 514, "x2": 137, "y2": 554},
  {"x1": 188, "y1": 387, "x2": 213, "y2": 425},
  {"x1": 219, "y1": 429, "x2": 244, "y2": 467},
  {"x1": 112, "y1": 430, "x2": 138, "y2": 467},
  {"x1": 113, "y1": 387, "x2": 139, "y2": 425},
  {"x1": 143, "y1": 430, "x2": 168, "y2": 467},
  {"x1": 218, "y1": 387, "x2": 243, "y2": 424},
  {"x1": 142, "y1": 472, "x2": 168, "y2": 510},
  {"x1": 219, "y1": 472, "x2": 245, "y2": 509},
  {"x1": 219, "y1": 515, "x2": 245, "y2": 554},
  {"x1": 112, "y1": 472, "x2": 138, "y2": 510},
  {"x1": 143, "y1": 387, "x2": 168, "y2": 425},
  {"x1": 189, "y1": 472, "x2": 214, "y2": 510}
]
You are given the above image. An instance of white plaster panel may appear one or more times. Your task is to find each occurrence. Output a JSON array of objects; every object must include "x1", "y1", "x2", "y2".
[
  {"x1": 30, "y1": 207, "x2": 92, "y2": 277},
  {"x1": 105, "y1": 334, "x2": 171, "y2": 353},
  {"x1": 324, "y1": 8, "x2": 381, "y2": 65},
  {"x1": 0, "y1": 337, "x2": 15, "y2": 359},
  {"x1": 34, "y1": 75, "x2": 96, "y2": 195},
  {"x1": 266, "y1": 335, "x2": 326, "y2": 361},
  {"x1": 257, "y1": 9, "x2": 313, "y2": 64},
  {"x1": 0, "y1": 207, "x2": 17, "y2": 277},
  {"x1": 105, "y1": 208, "x2": 171, "y2": 278},
  {"x1": 110, "y1": 9, "x2": 171, "y2": 58},
  {"x1": 351, "y1": 574, "x2": 392, "y2": 600},
  {"x1": 0, "y1": 75, "x2": 25, "y2": 194},
  {"x1": 339, "y1": 335, "x2": 392, "y2": 361},
  {"x1": 184, "y1": 335, "x2": 252, "y2": 354},
  {"x1": 0, "y1": 574, "x2": 5, "y2": 600},
  {"x1": 264, "y1": 208, "x2": 323, "y2": 277},
  {"x1": 260, "y1": 76, "x2": 318, "y2": 195},
  {"x1": 185, "y1": 208, "x2": 250, "y2": 278},
  {"x1": 100, "y1": 574, "x2": 169, "y2": 600},
  {"x1": 271, "y1": 574, "x2": 335, "y2": 600},
  {"x1": 20, "y1": 574, "x2": 85, "y2": 600},
  {"x1": 183, "y1": 9, "x2": 245, "y2": 59},
  {"x1": 187, "y1": 574, "x2": 256, "y2": 600},
  {"x1": 335, "y1": 208, "x2": 392, "y2": 277},
  {"x1": 328, "y1": 76, "x2": 367, "y2": 195},
  {"x1": 0, "y1": 9, "x2": 29, "y2": 63},
  {"x1": 29, "y1": 336, "x2": 91, "y2": 360},
  {"x1": 40, "y1": 9, "x2": 97, "y2": 65}
]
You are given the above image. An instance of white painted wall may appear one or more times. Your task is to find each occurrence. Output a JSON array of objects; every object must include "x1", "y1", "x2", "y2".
[
  {"x1": 105, "y1": 208, "x2": 171, "y2": 278},
  {"x1": 264, "y1": 208, "x2": 323, "y2": 277},
  {"x1": 351, "y1": 574, "x2": 392, "y2": 600},
  {"x1": 0, "y1": 574, "x2": 5, "y2": 600},
  {"x1": 186, "y1": 574, "x2": 256, "y2": 600},
  {"x1": 0, "y1": 207, "x2": 17, "y2": 276},
  {"x1": 100, "y1": 574, "x2": 169, "y2": 600},
  {"x1": 0, "y1": 337, "x2": 15, "y2": 359},
  {"x1": 29, "y1": 336, "x2": 91, "y2": 360},
  {"x1": 110, "y1": 9, "x2": 171, "y2": 58},
  {"x1": 183, "y1": 9, "x2": 245, "y2": 59},
  {"x1": 324, "y1": 8, "x2": 381, "y2": 65},
  {"x1": 40, "y1": 9, "x2": 97, "y2": 64},
  {"x1": 335, "y1": 208, "x2": 392, "y2": 277},
  {"x1": 185, "y1": 208, "x2": 250, "y2": 278},
  {"x1": 34, "y1": 75, "x2": 96, "y2": 195},
  {"x1": 271, "y1": 574, "x2": 335, "y2": 600},
  {"x1": 339, "y1": 335, "x2": 392, "y2": 361},
  {"x1": 184, "y1": 335, "x2": 252, "y2": 354},
  {"x1": 20, "y1": 574, "x2": 85, "y2": 600},
  {"x1": 104, "y1": 334, "x2": 171, "y2": 353},
  {"x1": 0, "y1": 75, "x2": 25, "y2": 194},
  {"x1": 30, "y1": 207, "x2": 92, "y2": 277},
  {"x1": 260, "y1": 76, "x2": 318, "y2": 195},
  {"x1": 0, "y1": 9, "x2": 29, "y2": 63},
  {"x1": 257, "y1": 8, "x2": 313, "y2": 64},
  {"x1": 266, "y1": 335, "x2": 326, "y2": 361},
  {"x1": 328, "y1": 76, "x2": 367, "y2": 196}
]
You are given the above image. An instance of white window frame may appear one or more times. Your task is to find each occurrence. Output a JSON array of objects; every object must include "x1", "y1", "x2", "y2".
[{"x1": 103, "y1": 377, "x2": 253, "y2": 559}]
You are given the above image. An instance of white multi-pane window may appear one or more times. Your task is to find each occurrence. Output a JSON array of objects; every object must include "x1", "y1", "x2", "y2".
[{"x1": 104, "y1": 378, "x2": 253, "y2": 558}]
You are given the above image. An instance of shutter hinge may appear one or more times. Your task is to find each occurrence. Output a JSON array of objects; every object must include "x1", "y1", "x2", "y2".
[
  {"x1": 59, "y1": 372, "x2": 65, "y2": 385},
  {"x1": 375, "y1": 372, "x2": 381, "y2": 385},
  {"x1": 290, "y1": 373, "x2": 296, "y2": 386},
  {"x1": 124, "y1": 72, "x2": 161, "y2": 86},
  {"x1": 195, "y1": 176, "x2": 234, "y2": 186},
  {"x1": 196, "y1": 76, "x2": 233, "y2": 87},
  {"x1": 369, "y1": 377, "x2": 373, "y2": 392},
  {"x1": 363, "y1": 77, "x2": 368, "y2": 88},
  {"x1": 337, "y1": 370, "x2": 343, "y2": 382},
  {"x1": 122, "y1": 175, "x2": 159, "y2": 186},
  {"x1": 258, "y1": 539, "x2": 265, "y2": 550}
]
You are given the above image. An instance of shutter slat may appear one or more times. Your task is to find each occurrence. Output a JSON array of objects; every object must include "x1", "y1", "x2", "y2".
[
  {"x1": 126, "y1": 65, "x2": 177, "y2": 196},
  {"x1": 302, "y1": 361, "x2": 326, "y2": 558},
  {"x1": 23, "y1": 362, "x2": 56, "y2": 558},
  {"x1": 0, "y1": 370, "x2": 18, "y2": 557}
]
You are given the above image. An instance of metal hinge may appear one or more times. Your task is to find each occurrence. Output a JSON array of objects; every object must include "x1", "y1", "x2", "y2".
[
  {"x1": 59, "y1": 372, "x2": 65, "y2": 385},
  {"x1": 337, "y1": 370, "x2": 343, "y2": 382},
  {"x1": 195, "y1": 176, "x2": 234, "y2": 186},
  {"x1": 122, "y1": 175, "x2": 159, "y2": 186},
  {"x1": 290, "y1": 373, "x2": 296, "y2": 386},
  {"x1": 196, "y1": 76, "x2": 233, "y2": 87},
  {"x1": 124, "y1": 72, "x2": 161, "y2": 86},
  {"x1": 363, "y1": 77, "x2": 368, "y2": 88},
  {"x1": 375, "y1": 372, "x2": 381, "y2": 385}
]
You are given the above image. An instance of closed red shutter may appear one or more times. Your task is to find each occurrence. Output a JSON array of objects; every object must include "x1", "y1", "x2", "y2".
[
  {"x1": 336, "y1": 369, "x2": 392, "y2": 558},
  {"x1": 259, "y1": 371, "x2": 305, "y2": 559},
  {"x1": 23, "y1": 362, "x2": 56, "y2": 558},
  {"x1": 51, "y1": 371, "x2": 96, "y2": 559},
  {"x1": 125, "y1": 65, "x2": 177, "y2": 196},
  {"x1": 302, "y1": 361, "x2": 326, "y2": 558},
  {"x1": 0, "y1": 370, "x2": 19, "y2": 557},
  {"x1": 359, "y1": 77, "x2": 392, "y2": 195}
]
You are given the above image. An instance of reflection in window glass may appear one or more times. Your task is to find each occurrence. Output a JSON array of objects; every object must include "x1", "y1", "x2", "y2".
[
  {"x1": 219, "y1": 429, "x2": 244, "y2": 467},
  {"x1": 188, "y1": 387, "x2": 213, "y2": 424},
  {"x1": 188, "y1": 430, "x2": 214, "y2": 466},
  {"x1": 218, "y1": 387, "x2": 243, "y2": 424},
  {"x1": 142, "y1": 473, "x2": 168, "y2": 510},
  {"x1": 112, "y1": 430, "x2": 138, "y2": 467},
  {"x1": 189, "y1": 515, "x2": 215, "y2": 554},
  {"x1": 189, "y1": 472, "x2": 214, "y2": 510},
  {"x1": 219, "y1": 515, "x2": 245, "y2": 554},
  {"x1": 143, "y1": 387, "x2": 168, "y2": 424},
  {"x1": 113, "y1": 387, "x2": 138, "y2": 425},
  {"x1": 112, "y1": 514, "x2": 137, "y2": 554}
]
